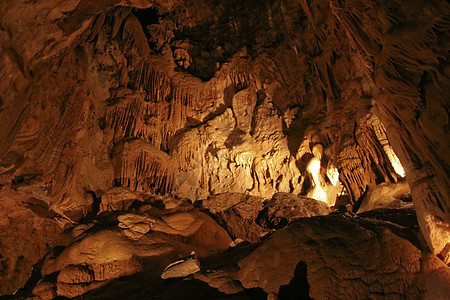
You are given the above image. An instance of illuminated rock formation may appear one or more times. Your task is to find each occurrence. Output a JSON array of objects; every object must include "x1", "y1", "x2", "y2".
[{"x1": 0, "y1": 0, "x2": 448, "y2": 298}]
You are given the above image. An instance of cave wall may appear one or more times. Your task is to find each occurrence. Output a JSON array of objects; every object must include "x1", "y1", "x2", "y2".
[
  {"x1": 329, "y1": 0, "x2": 450, "y2": 261},
  {"x1": 0, "y1": 0, "x2": 448, "y2": 268}
]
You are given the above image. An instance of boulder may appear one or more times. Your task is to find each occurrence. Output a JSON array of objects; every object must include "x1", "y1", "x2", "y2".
[
  {"x1": 257, "y1": 192, "x2": 331, "y2": 228},
  {"x1": 358, "y1": 181, "x2": 412, "y2": 213},
  {"x1": 161, "y1": 252, "x2": 201, "y2": 279},
  {"x1": 203, "y1": 193, "x2": 266, "y2": 243},
  {"x1": 239, "y1": 213, "x2": 425, "y2": 298},
  {"x1": 100, "y1": 187, "x2": 143, "y2": 213}
]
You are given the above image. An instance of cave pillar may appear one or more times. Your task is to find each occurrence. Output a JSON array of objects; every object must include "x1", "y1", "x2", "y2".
[{"x1": 374, "y1": 99, "x2": 450, "y2": 264}]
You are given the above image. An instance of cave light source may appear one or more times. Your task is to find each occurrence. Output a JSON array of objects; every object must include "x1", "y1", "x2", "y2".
[
  {"x1": 385, "y1": 147, "x2": 406, "y2": 177},
  {"x1": 371, "y1": 116, "x2": 406, "y2": 178},
  {"x1": 307, "y1": 157, "x2": 328, "y2": 204},
  {"x1": 326, "y1": 164, "x2": 340, "y2": 186}
]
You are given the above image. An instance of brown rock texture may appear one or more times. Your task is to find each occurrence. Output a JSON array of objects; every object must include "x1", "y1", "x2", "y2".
[
  {"x1": 35, "y1": 206, "x2": 232, "y2": 298},
  {"x1": 0, "y1": 0, "x2": 449, "y2": 297},
  {"x1": 0, "y1": 191, "x2": 63, "y2": 295},
  {"x1": 239, "y1": 213, "x2": 424, "y2": 297},
  {"x1": 1, "y1": 0, "x2": 422, "y2": 219},
  {"x1": 260, "y1": 192, "x2": 331, "y2": 228}
]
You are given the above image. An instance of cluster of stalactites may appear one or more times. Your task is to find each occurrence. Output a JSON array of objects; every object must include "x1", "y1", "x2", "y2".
[
  {"x1": 370, "y1": 115, "x2": 405, "y2": 177},
  {"x1": 297, "y1": 113, "x2": 407, "y2": 206},
  {"x1": 105, "y1": 66, "x2": 198, "y2": 150},
  {"x1": 112, "y1": 139, "x2": 175, "y2": 195},
  {"x1": 336, "y1": 113, "x2": 406, "y2": 203}
]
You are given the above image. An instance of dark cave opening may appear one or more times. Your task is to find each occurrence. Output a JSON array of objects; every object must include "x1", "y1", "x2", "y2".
[{"x1": 133, "y1": 7, "x2": 160, "y2": 28}]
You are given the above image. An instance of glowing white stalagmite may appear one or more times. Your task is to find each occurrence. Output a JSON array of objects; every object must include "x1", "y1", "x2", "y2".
[
  {"x1": 370, "y1": 114, "x2": 406, "y2": 178},
  {"x1": 307, "y1": 157, "x2": 327, "y2": 204},
  {"x1": 385, "y1": 147, "x2": 406, "y2": 177},
  {"x1": 327, "y1": 165, "x2": 340, "y2": 186}
]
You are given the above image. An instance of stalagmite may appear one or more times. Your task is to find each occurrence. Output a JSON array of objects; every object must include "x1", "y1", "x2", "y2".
[{"x1": 307, "y1": 157, "x2": 328, "y2": 204}]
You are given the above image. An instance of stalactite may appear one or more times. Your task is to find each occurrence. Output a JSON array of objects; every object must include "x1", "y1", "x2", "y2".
[
  {"x1": 113, "y1": 139, "x2": 175, "y2": 194},
  {"x1": 118, "y1": 13, "x2": 151, "y2": 61},
  {"x1": 336, "y1": 113, "x2": 409, "y2": 205},
  {"x1": 108, "y1": 63, "x2": 204, "y2": 150},
  {"x1": 85, "y1": 12, "x2": 106, "y2": 43},
  {"x1": 228, "y1": 69, "x2": 252, "y2": 93},
  {"x1": 368, "y1": 114, "x2": 405, "y2": 177}
]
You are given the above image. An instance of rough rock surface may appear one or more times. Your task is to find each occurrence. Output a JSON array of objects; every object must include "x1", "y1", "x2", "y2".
[
  {"x1": 161, "y1": 252, "x2": 201, "y2": 279},
  {"x1": 0, "y1": 0, "x2": 449, "y2": 297},
  {"x1": 34, "y1": 206, "x2": 232, "y2": 298},
  {"x1": 1, "y1": 0, "x2": 433, "y2": 219},
  {"x1": 358, "y1": 181, "x2": 412, "y2": 213},
  {"x1": 99, "y1": 186, "x2": 143, "y2": 213},
  {"x1": 0, "y1": 191, "x2": 63, "y2": 295},
  {"x1": 202, "y1": 192, "x2": 331, "y2": 243},
  {"x1": 203, "y1": 193, "x2": 266, "y2": 243},
  {"x1": 237, "y1": 212, "x2": 439, "y2": 299},
  {"x1": 258, "y1": 192, "x2": 331, "y2": 228},
  {"x1": 25, "y1": 208, "x2": 448, "y2": 299}
]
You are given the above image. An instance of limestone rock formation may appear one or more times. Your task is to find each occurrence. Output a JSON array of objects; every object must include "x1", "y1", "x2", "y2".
[
  {"x1": 161, "y1": 252, "x2": 201, "y2": 279},
  {"x1": 238, "y1": 212, "x2": 431, "y2": 298},
  {"x1": 203, "y1": 192, "x2": 331, "y2": 243},
  {"x1": 99, "y1": 186, "x2": 143, "y2": 213},
  {"x1": 204, "y1": 193, "x2": 267, "y2": 243},
  {"x1": 357, "y1": 181, "x2": 412, "y2": 213},
  {"x1": 25, "y1": 208, "x2": 448, "y2": 299},
  {"x1": 0, "y1": 0, "x2": 449, "y2": 298},
  {"x1": 118, "y1": 213, "x2": 156, "y2": 239},
  {"x1": 0, "y1": 191, "x2": 63, "y2": 295},
  {"x1": 32, "y1": 205, "x2": 231, "y2": 298},
  {"x1": 259, "y1": 192, "x2": 331, "y2": 228}
]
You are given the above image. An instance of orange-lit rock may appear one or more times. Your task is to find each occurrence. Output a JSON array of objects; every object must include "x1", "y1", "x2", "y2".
[
  {"x1": 260, "y1": 193, "x2": 331, "y2": 229},
  {"x1": 238, "y1": 212, "x2": 429, "y2": 298},
  {"x1": 0, "y1": 191, "x2": 63, "y2": 295},
  {"x1": 358, "y1": 181, "x2": 412, "y2": 213},
  {"x1": 0, "y1": 0, "x2": 449, "y2": 297}
]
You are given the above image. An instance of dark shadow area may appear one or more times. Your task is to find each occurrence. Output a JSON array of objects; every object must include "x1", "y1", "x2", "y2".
[
  {"x1": 77, "y1": 274, "x2": 266, "y2": 300},
  {"x1": 278, "y1": 261, "x2": 311, "y2": 300},
  {"x1": 357, "y1": 208, "x2": 422, "y2": 249},
  {"x1": 133, "y1": 7, "x2": 160, "y2": 31},
  {"x1": 286, "y1": 117, "x2": 307, "y2": 156},
  {"x1": 256, "y1": 207, "x2": 288, "y2": 229},
  {"x1": 225, "y1": 128, "x2": 247, "y2": 150},
  {"x1": 6, "y1": 254, "x2": 57, "y2": 300}
]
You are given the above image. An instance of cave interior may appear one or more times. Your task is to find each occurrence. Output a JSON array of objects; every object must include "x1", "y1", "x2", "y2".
[{"x1": 0, "y1": 0, "x2": 449, "y2": 299}]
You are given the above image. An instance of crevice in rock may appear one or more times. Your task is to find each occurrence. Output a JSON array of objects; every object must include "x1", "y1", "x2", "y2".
[{"x1": 86, "y1": 190, "x2": 102, "y2": 218}]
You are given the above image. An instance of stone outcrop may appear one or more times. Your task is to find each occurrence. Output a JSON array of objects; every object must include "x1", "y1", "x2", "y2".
[
  {"x1": 0, "y1": 191, "x2": 65, "y2": 295},
  {"x1": 202, "y1": 192, "x2": 331, "y2": 243},
  {"x1": 258, "y1": 192, "x2": 331, "y2": 228},
  {"x1": 99, "y1": 186, "x2": 143, "y2": 213},
  {"x1": 357, "y1": 181, "x2": 412, "y2": 213},
  {"x1": 237, "y1": 211, "x2": 442, "y2": 299},
  {"x1": 161, "y1": 252, "x2": 201, "y2": 279},
  {"x1": 25, "y1": 208, "x2": 448, "y2": 299},
  {"x1": 33, "y1": 205, "x2": 231, "y2": 298},
  {"x1": 0, "y1": 0, "x2": 449, "y2": 297}
]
